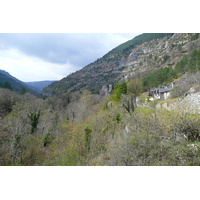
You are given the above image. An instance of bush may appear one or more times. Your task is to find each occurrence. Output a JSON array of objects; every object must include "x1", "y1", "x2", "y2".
[{"x1": 172, "y1": 115, "x2": 200, "y2": 142}]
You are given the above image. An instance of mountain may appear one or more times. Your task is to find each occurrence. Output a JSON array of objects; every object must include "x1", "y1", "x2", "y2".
[
  {"x1": 43, "y1": 33, "x2": 200, "y2": 95},
  {"x1": 26, "y1": 81, "x2": 57, "y2": 92},
  {"x1": 0, "y1": 69, "x2": 40, "y2": 96}
]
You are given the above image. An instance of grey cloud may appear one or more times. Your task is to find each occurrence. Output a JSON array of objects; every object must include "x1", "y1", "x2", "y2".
[{"x1": 0, "y1": 33, "x2": 139, "y2": 68}]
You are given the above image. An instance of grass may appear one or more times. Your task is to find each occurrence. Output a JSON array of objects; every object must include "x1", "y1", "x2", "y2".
[{"x1": 156, "y1": 98, "x2": 179, "y2": 104}]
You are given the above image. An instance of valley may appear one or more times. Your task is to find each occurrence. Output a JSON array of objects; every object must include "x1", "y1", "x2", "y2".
[{"x1": 1, "y1": 33, "x2": 200, "y2": 166}]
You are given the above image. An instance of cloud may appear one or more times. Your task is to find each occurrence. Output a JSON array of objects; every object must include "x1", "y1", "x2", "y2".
[
  {"x1": 0, "y1": 33, "x2": 140, "y2": 81},
  {"x1": 0, "y1": 48, "x2": 79, "y2": 82}
]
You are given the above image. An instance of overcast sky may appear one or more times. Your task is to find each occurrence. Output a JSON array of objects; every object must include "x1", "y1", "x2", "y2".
[{"x1": 0, "y1": 33, "x2": 140, "y2": 82}]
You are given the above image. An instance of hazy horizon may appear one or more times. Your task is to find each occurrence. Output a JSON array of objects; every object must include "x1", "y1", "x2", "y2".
[{"x1": 0, "y1": 33, "x2": 140, "y2": 82}]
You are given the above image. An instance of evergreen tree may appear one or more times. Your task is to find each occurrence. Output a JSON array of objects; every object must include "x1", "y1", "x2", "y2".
[
  {"x1": 19, "y1": 87, "x2": 26, "y2": 95},
  {"x1": 3, "y1": 81, "x2": 13, "y2": 90}
]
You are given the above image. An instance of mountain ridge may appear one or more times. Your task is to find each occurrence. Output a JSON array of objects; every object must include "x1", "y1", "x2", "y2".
[
  {"x1": 26, "y1": 80, "x2": 57, "y2": 92},
  {"x1": 43, "y1": 33, "x2": 200, "y2": 95},
  {"x1": 0, "y1": 69, "x2": 40, "y2": 96}
]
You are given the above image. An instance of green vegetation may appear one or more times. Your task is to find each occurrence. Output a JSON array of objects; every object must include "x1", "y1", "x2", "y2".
[
  {"x1": 1, "y1": 74, "x2": 200, "y2": 166},
  {"x1": 2, "y1": 34, "x2": 200, "y2": 166},
  {"x1": 175, "y1": 49, "x2": 200, "y2": 72},
  {"x1": 110, "y1": 82, "x2": 127, "y2": 102},
  {"x1": 84, "y1": 126, "x2": 92, "y2": 151},
  {"x1": 191, "y1": 33, "x2": 199, "y2": 41},
  {"x1": 19, "y1": 87, "x2": 26, "y2": 95},
  {"x1": 142, "y1": 67, "x2": 176, "y2": 90},
  {"x1": 127, "y1": 79, "x2": 143, "y2": 96},
  {"x1": 28, "y1": 110, "x2": 41, "y2": 134},
  {"x1": 0, "y1": 70, "x2": 40, "y2": 96},
  {"x1": 142, "y1": 49, "x2": 200, "y2": 90},
  {"x1": 106, "y1": 33, "x2": 174, "y2": 56},
  {"x1": 0, "y1": 81, "x2": 13, "y2": 90}
]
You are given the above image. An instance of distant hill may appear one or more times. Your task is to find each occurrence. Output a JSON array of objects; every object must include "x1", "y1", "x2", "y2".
[
  {"x1": 26, "y1": 81, "x2": 57, "y2": 92},
  {"x1": 0, "y1": 69, "x2": 40, "y2": 96},
  {"x1": 43, "y1": 33, "x2": 200, "y2": 95}
]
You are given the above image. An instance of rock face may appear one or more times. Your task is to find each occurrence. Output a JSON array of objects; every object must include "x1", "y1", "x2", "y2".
[
  {"x1": 100, "y1": 84, "x2": 113, "y2": 95},
  {"x1": 43, "y1": 33, "x2": 200, "y2": 95},
  {"x1": 156, "y1": 90, "x2": 200, "y2": 114},
  {"x1": 183, "y1": 92, "x2": 200, "y2": 113}
]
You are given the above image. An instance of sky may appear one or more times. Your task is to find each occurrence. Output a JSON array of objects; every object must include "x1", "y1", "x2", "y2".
[{"x1": 0, "y1": 33, "x2": 140, "y2": 82}]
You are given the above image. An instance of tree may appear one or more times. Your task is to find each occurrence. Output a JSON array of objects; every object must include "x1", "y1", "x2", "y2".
[
  {"x1": 19, "y1": 87, "x2": 26, "y2": 95},
  {"x1": 0, "y1": 88, "x2": 19, "y2": 117},
  {"x1": 27, "y1": 110, "x2": 41, "y2": 134},
  {"x1": 3, "y1": 81, "x2": 13, "y2": 90},
  {"x1": 127, "y1": 79, "x2": 143, "y2": 96},
  {"x1": 110, "y1": 82, "x2": 127, "y2": 102},
  {"x1": 84, "y1": 126, "x2": 92, "y2": 151},
  {"x1": 120, "y1": 79, "x2": 143, "y2": 115}
]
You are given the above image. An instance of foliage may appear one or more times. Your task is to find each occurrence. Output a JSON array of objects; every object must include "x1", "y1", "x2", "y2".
[
  {"x1": 142, "y1": 67, "x2": 176, "y2": 90},
  {"x1": 141, "y1": 49, "x2": 200, "y2": 92},
  {"x1": 0, "y1": 81, "x2": 13, "y2": 90},
  {"x1": 191, "y1": 33, "x2": 199, "y2": 41},
  {"x1": 28, "y1": 110, "x2": 41, "y2": 134},
  {"x1": 110, "y1": 82, "x2": 127, "y2": 102},
  {"x1": 175, "y1": 49, "x2": 200, "y2": 73},
  {"x1": 114, "y1": 113, "x2": 121, "y2": 123},
  {"x1": 1, "y1": 70, "x2": 200, "y2": 166},
  {"x1": 3, "y1": 34, "x2": 200, "y2": 166},
  {"x1": 0, "y1": 70, "x2": 40, "y2": 96},
  {"x1": 19, "y1": 87, "x2": 26, "y2": 95},
  {"x1": 127, "y1": 78, "x2": 143, "y2": 96},
  {"x1": 84, "y1": 126, "x2": 92, "y2": 151},
  {"x1": 106, "y1": 33, "x2": 174, "y2": 56},
  {"x1": 0, "y1": 88, "x2": 20, "y2": 117}
]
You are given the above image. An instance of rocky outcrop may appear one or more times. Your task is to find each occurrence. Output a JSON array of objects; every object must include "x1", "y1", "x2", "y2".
[
  {"x1": 155, "y1": 90, "x2": 200, "y2": 114},
  {"x1": 100, "y1": 84, "x2": 113, "y2": 95}
]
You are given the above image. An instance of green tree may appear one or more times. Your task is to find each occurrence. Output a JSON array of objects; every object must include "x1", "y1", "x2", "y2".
[
  {"x1": 84, "y1": 126, "x2": 92, "y2": 151},
  {"x1": 3, "y1": 81, "x2": 13, "y2": 90},
  {"x1": 127, "y1": 78, "x2": 143, "y2": 96},
  {"x1": 143, "y1": 67, "x2": 176, "y2": 90},
  {"x1": 19, "y1": 87, "x2": 26, "y2": 95},
  {"x1": 27, "y1": 110, "x2": 41, "y2": 134},
  {"x1": 121, "y1": 79, "x2": 143, "y2": 114},
  {"x1": 110, "y1": 82, "x2": 127, "y2": 102}
]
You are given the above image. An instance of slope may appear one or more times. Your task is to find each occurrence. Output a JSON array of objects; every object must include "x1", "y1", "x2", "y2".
[
  {"x1": 26, "y1": 80, "x2": 56, "y2": 92},
  {"x1": 0, "y1": 69, "x2": 40, "y2": 96},
  {"x1": 43, "y1": 33, "x2": 200, "y2": 95}
]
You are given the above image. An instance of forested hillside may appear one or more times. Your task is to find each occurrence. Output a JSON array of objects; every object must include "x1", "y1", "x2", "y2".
[{"x1": 0, "y1": 70, "x2": 40, "y2": 96}]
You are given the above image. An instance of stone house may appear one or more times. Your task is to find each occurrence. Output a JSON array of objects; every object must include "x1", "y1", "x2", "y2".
[{"x1": 149, "y1": 86, "x2": 173, "y2": 101}]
